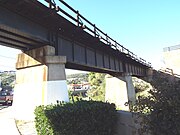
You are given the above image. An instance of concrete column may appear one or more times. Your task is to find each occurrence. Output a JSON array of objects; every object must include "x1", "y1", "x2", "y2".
[
  {"x1": 105, "y1": 75, "x2": 129, "y2": 111},
  {"x1": 105, "y1": 74, "x2": 135, "y2": 111},
  {"x1": 123, "y1": 75, "x2": 136, "y2": 104},
  {"x1": 13, "y1": 46, "x2": 69, "y2": 120},
  {"x1": 143, "y1": 68, "x2": 153, "y2": 83}
]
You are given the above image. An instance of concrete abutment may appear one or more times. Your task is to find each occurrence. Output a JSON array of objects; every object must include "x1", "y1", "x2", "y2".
[{"x1": 13, "y1": 46, "x2": 69, "y2": 120}]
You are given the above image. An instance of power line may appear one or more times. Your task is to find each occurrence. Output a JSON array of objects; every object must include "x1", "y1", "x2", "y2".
[
  {"x1": 0, "y1": 64, "x2": 15, "y2": 68},
  {"x1": 0, "y1": 55, "x2": 16, "y2": 60},
  {"x1": 0, "y1": 54, "x2": 16, "y2": 70}
]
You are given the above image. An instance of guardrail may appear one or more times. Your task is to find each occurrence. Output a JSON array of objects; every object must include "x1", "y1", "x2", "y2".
[{"x1": 43, "y1": 0, "x2": 151, "y2": 67}]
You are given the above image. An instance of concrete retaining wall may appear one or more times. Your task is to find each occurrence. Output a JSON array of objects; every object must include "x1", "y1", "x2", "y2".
[
  {"x1": 115, "y1": 111, "x2": 136, "y2": 135},
  {"x1": 115, "y1": 111, "x2": 152, "y2": 135}
]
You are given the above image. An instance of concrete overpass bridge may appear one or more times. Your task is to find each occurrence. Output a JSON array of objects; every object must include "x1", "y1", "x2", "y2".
[{"x1": 0, "y1": 0, "x2": 152, "y2": 120}]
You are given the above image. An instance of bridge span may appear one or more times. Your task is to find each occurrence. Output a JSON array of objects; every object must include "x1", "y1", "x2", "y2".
[
  {"x1": 0, "y1": 0, "x2": 152, "y2": 120},
  {"x1": 0, "y1": 0, "x2": 151, "y2": 76}
]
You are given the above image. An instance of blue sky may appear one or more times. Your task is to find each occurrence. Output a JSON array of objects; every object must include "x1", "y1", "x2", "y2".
[
  {"x1": 0, "y1": 46, "x2": 21, "y2": 71},
  {"x1": 0, "y1": 0, "x2": 180, "y2": 71},
  {"x1": 61, "y1": 0, "x2": 180, "y2": 68}
]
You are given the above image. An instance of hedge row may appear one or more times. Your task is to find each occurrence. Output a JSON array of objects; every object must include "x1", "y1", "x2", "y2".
[{"x1": 34, "y1": 100, "x2": 118, "y2": 135}]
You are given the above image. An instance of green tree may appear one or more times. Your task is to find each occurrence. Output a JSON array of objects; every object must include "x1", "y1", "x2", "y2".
[
  {"x1": 0, "y1": 72, "x2": 15, "y2": 88},
  {"x1": 87, "y1": 72, "x2": 106, "y2": 101},
  {"x1": 132, "y1": 71, "x2": 180, "y2": 135}
]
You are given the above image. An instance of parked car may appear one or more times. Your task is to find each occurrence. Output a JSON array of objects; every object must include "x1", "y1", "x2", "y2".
[{"x1": 0, "y1": 90, "x2": 13, "y2": 105}]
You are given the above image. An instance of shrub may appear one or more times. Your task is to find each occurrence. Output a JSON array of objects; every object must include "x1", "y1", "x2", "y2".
[
  {"x1": 34, "y1": 100, "x2": 118, "y2": 135},
  {"x1": 132, "y1": 71, "x2": 180, "y2": 135},
  {"x1": 34, "y1": 105, "x2": 54, "y2": 135}
]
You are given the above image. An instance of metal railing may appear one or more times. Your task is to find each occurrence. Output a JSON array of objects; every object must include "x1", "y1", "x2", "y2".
[
  {"x1": 43, "y1": 0, "x2": 151, "y2": 67},
  {"x1": 159, "y1": 68, "x2": 180, "y2": 78}
]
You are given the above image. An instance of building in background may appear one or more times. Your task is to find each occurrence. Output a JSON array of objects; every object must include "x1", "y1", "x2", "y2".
[{"x1": 162, "y1": 45, "x2": 180, "y2": 75}]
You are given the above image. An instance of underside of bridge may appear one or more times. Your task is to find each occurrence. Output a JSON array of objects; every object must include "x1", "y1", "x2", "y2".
[
  {"x1": 0, "y1": 0, "x2": 152, "y2": 121},
  {"x1": 0, "y1": 0, "x2": 151, "y2": 77}
]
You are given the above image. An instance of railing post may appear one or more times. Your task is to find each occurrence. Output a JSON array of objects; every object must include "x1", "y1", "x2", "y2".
[
  {"x1": 122, "y1": 46, "x2": 124, "y2": 52},
  {"x1": 106, "y1": 34, "x2": 109, "y2": 44},
  {"x1": 127, "y1": 49, "x2": 130, "y2": 55},
  {"x1": 115, "y1": 41, "x2": 117, "y2": 50},
  {"x1": 77, "y1": 10, "x2": 80, "y2": 27},
  {"x1": 94, "y1": 24, "x2": 96, "y2": 37},
  {"x1": 49, "y1": 0, "x2": 52, "y2": 9}
]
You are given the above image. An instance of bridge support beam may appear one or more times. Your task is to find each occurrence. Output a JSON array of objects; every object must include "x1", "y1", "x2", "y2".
[
  {"x1": 13, "y1": 46, "x2": 69, "y2": 120},
  {"x1": 105, "y1": 74, "x2": 135, "y2": 111}
]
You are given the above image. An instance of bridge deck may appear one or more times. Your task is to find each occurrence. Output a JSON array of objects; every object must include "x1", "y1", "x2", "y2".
[{"x1": 0, "y1": 0, "x2": 151, "y2": 76}]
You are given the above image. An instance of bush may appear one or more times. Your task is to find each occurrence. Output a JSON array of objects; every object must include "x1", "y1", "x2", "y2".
[
  {"x1": 34, "y1": 100, "x2": 118, "y2": 135},
  {"x1": 132, "y1": 71, "x2": 180, "y2": 135}
]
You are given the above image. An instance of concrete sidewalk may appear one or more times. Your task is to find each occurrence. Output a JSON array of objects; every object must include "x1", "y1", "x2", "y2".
[{"x1": 0, "y1": 106, "x2": 20, "y2": 135}]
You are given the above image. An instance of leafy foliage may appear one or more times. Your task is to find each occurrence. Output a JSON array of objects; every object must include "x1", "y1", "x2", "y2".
[
  {"x1": 34, "y1": 105, "x2": 54, "y2": 135},
  {"x1": 132, "y1": 71, "x2": 180, "y2": 135},
  {"x1": 132, "y1": 77, "x2": 150, "y2": 93},
  {"x1": 67, "y1": 72, "x2": 106, "y2": 101},
  {"x1": 34, "y1": 100, "x2": 118, "y2": 135},
  {"x1": 86, "y1": 72, "x2": 106, "y2": 101},
  {"x1": 67, "y1": 73, "x2": 88, "y2": 84},
  {"x1": 0, "y1": 71, "x2": 15, "y2": 88}
]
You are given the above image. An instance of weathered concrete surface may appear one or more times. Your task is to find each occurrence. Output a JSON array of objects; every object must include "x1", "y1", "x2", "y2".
[
  {"x1": 105, "y1": 74, "x2": 135, "y2": 111},
  {"x1": 14, "y1": 46, "x2": 69, "y2": 120},
  {"x1": 114, "y1": 111, "x2": 151, "y2": 135},
  {"x1": 105, "y1": 75, "x2": 129, "y2": 111},
  {"x1": 124, "y1": 75, "x2": 136, "y2": 104},
  {"x1": 115, "y1": 111, "x2": 136, "y2": 135}
]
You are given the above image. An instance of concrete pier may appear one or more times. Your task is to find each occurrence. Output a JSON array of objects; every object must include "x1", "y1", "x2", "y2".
[
  {"x1": 13, "y1": 46, "x2": 69, "y2": 120},
  {"x1": 105, "y1": 74, "x2": 135, "y2": 111}
]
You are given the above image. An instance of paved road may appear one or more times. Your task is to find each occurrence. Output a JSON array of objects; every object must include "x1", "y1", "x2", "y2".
[{"x1": 0, "y1": 105, "x2": 20, "y2": 135}]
